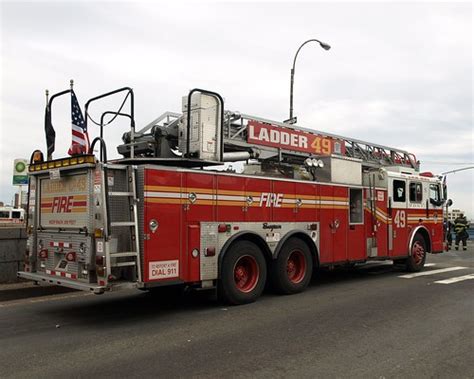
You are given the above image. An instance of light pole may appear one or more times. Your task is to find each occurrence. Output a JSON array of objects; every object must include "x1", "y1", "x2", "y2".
[
  {"x1": 286, "y1": 38, "x2": 331, "y2": 124},
  {"x1": 441, "y1": 166, "x2": 474, "y2": 176}
]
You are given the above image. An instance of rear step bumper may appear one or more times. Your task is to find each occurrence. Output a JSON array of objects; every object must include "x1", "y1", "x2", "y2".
[{"x1": 18, "y1": 271, "x2": 107, "y2": 294}]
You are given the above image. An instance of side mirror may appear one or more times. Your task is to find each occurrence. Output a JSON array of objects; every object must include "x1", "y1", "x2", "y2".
[
  {"x1": 443, "y1": 184, "x2": 448, "y2": 200},
  {"x1": 447, "y1": 199, "x2": 453, "y2": 207}
]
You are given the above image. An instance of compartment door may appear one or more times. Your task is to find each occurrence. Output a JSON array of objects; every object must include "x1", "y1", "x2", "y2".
[
  {"x1": 319, "y1": 186, "x2": 348, "y2": 264},
  {"x1": 184, "y1": 172, "x2": 216, "y2": 282},
  {"x1": 144, "y1": 169, "x2": 183, "y2": 283},
  {"x1": 348, "y1": 188, "x2": 365, "y2": 261},
  {"x1": 388, "y1": 178, "x2": 408, "y2": 257},
  {"x1": 332, "y1": 186, "x2": 348, "y2": 263}
]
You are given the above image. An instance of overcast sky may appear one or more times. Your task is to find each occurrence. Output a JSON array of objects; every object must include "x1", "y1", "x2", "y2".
[{"x1": 0, "y1": 1, "x2": 472, "y2": 218}]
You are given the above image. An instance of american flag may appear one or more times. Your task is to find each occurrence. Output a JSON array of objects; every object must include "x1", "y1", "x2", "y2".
[{"x1": 68, "y1": 90, "x2": 89, "y2": 155}]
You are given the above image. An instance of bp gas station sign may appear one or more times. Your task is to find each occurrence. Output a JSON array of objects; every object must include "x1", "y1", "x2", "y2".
[{"x1": 13, "y1": 159, "x2": 28, "y2": 185}]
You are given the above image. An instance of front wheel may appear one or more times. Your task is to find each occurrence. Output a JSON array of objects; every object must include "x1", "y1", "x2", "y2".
[
  {"x1": 405, "y1": 234, "x2": 427, "y2": 272},
  {"x1": 271, "y1": 237, "x2": 313, "y2": 294},
  {"x1": 219, "y1": 240, "x2": 267, "y2": 305}
]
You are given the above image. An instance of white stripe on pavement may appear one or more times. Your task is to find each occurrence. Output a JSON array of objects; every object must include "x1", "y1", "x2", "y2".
[
  {"x1": 434, "y1": 274, "x2": 474, "y2": 285},
  {"x1": 362, "y1": 262, "x2": 436, "y2": 267},
  {"x1": 399, "y1": 266, "x2": 467, "y2": 279}
]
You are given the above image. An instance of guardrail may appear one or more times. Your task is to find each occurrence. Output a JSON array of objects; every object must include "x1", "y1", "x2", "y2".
[{"x1": 0, "y1": 227, "x2": 26, "y2": 283}]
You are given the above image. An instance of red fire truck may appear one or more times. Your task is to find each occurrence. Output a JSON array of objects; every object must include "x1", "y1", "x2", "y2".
[{"x1": 19, "y1": 87, "x2": 448, "y2": 304}]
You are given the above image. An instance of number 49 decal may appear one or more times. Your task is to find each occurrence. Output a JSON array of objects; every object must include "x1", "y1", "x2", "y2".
[{"x1": 394, "y1": 210, "x2": 406, "y2": 228}]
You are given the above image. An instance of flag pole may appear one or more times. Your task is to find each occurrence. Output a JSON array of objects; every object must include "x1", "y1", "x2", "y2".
[{"x1": 45, "y1": 89, "x2": 51, "y2": 160}]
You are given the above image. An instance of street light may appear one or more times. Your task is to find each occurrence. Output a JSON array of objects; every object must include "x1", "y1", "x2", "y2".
[{"x1": 286, "y1": 38, "x2": 331, "y2": 124}]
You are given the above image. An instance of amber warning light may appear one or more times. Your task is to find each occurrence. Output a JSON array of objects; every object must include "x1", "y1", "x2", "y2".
[{"x1": 29, "y1": 154, "x2": 95, "y2": 172}]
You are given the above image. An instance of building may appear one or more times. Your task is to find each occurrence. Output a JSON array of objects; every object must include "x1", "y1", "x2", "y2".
[
  {"x1": 13, "y1": 192, "x2": 27, "y2": 209},
  {"x1": 447, "y1": 208, "x2": 466, "y2": 222}
]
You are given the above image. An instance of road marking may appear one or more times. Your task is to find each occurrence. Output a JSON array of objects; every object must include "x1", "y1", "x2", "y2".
[
  {"x1": 399, "y1": 266, "x2": 467, "y2": 279},
  {"x1": 364, "y1": 262, "x2": 436, "y2": 267},
  {"x1": 434, "y1": 274, "x2": 474, "y2": 284}
]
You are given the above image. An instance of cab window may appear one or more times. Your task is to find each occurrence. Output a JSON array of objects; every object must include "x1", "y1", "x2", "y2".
[
  {"x1": 430, "y1": 184, "x2": 440, "y2": 202},
  {"x1": 409, "y1": 182, "x2": 423, "y2": 203},
  {"x1": 393, "y1": 180, "x2": 406, "y2": 202},
  {"x1": 12, "y1": 211, "x2": 21, "y2": 219}
]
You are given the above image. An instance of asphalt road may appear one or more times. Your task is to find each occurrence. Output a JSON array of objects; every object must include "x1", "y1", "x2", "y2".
[{"x1": 1, "y1": 248, "x2": 473, "y2": 378}]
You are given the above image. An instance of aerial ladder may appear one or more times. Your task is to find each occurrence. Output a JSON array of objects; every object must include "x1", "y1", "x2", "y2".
[{"x1": 116, "y1": 89, "x2": 419, "y2": 173}]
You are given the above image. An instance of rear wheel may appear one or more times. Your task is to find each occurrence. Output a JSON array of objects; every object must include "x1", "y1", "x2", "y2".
[
  {"x1": 405, "y1": 234, "x2": 427, "y2": 272},
  {"x1": 219, "y1": 240, "x2": 267, "y2": 305},
  {"x1": 271, "y1": 237, "x2": 313, "y2": 294}
]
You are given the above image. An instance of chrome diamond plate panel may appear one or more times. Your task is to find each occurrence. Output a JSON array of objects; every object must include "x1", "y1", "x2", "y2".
[{"x1": 200, "y1": 221, "x2": 319, "y2": 281}]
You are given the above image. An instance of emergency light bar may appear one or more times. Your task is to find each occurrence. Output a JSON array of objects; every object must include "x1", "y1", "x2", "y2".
[{"x1": 29, "y1": 154, "x2": 95, "y2": 172}]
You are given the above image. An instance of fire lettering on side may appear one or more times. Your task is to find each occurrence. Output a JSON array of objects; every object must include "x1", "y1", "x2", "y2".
[
  {"x1": 51, "y1": 196, "x2": 74, "y2": 213},
  {"x1": 259, "y1": 193, "x2": 283, "y2": 207}
]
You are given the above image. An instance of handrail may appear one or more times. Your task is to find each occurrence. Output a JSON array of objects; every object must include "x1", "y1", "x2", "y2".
[
  {"x1": 48, "y1": 89, "x2": 71, "y2": 108},
  {"x1": 99, "y1": 111, "x2": 135, "y2": 161},
  {"x1": 90, "y1": 137, "x2": 108, "y2": 163},
  {"x1": 84, "y1": 87, "x2": 135, "y2": 157},
  {"x1": 90, "y1": 137, "x2": 110, "y2": 237}
]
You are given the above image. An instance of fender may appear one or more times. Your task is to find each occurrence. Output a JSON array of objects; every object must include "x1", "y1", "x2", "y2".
[
  {"x1": 273, "y1": 229, "x2": 319, "y2": 263},
  {"x1": 217, "y1": 231, "x2": 272, "y2": 274},
  {"x1": 407, "y1": 225, "x2": 432, "y2": 255}
]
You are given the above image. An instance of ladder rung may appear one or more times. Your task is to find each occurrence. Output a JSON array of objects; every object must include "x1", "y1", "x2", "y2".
[
  {"x1": 111, "y1": 252, "x2": 138, "y2": 258},
  {"x1": 110, "y1": 221, "x2": 136, "y2": 227},
  {"x1": 112, "y1": 262, "x2": 136, "y2": 268},
  {"x1": 104, "y1": 164, "x2": 129, "y2": 170},
  {"x1": 108, "y1": 192, "x2": 134, "y2": 197}
]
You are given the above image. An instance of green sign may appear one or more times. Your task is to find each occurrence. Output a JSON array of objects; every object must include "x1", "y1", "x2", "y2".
[{"x1": 13, "y1": 159, "x2": 28, "y2": 186}]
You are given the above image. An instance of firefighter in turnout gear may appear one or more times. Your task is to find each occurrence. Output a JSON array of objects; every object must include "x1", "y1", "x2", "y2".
[
  {"x1": 444, "y1": 219, "x2": 453, "y2": 250},
  {"x1": 454, "y1": 214, "x2": 469, "y2": 251}
]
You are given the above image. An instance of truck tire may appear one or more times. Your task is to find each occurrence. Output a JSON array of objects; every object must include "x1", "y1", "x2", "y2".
[
  {"x1": 271, "y1": 237, "x2": 313, "y2": 294},
  {"x1": 219, "y1": 240, "x2": 267, "y2": 305},
  {"x1": 405, "y1": 233, "x2": 427, "y2": 272}
]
